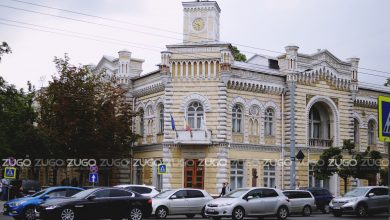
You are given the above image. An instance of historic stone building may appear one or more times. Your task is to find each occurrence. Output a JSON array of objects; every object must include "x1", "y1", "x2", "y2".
[{"x1": 92, "y1": 1, "x2": 389, "y2": 196}]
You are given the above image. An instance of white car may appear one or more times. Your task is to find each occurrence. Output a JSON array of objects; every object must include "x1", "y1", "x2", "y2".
[
  {"x1": 152, "y1": 188, "x2": 213, "y2": 219},
  {"x1": 114, "y1": 184, "x2": 160, "y2": 197}
]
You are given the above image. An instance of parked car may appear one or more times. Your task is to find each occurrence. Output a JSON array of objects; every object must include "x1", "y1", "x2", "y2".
[
  {"x1": 152, "y1": 188, "x2": 213, "y2": 219},
  {"x1": 205, "y1": 187, "x2": 291, "y2": 220},
  {"x1": 329, "y1": 186, "x2": 389, "y2": 217},
  {"x1": 302, "y1": 187, "x2": 333, "y2": 213},
  {"x1": 115, "y1": 184, "x2": 160, "y2": 197},
  {"x1": 283, "y1": 190, "x2": 316, "y2": 216},
  {"x1": 3, "y1": 186, "x2": 83, "y2": 220},
  {"x1": 35, "y1": 187, "x2": 152, "y2": 220}
]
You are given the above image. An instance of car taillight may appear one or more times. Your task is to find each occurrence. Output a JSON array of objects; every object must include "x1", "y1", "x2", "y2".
[{"x1": 147, "y1": 199, "x2": 152, "y2": 205}]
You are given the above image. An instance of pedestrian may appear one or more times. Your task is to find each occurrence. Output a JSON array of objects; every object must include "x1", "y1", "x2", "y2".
[{"x1": 219, "y1": 182, "x2": 226, "y2": 197}]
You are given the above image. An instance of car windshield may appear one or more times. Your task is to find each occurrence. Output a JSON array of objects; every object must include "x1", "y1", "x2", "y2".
[
  {"x1": 224, "y1": 189, "x2": 248, "y2": 198},
  {"x1": 31, "y1": 189, "x2": 47, "y2": 197},
  {"x1": 154, "y1": 190, "x2": 175, "y2": 198},
  {"x1": 71, "y1": 188, "x2": 96, "y2": 198},
  {"x1": 344, "y1": 188, "x2": 369, "y2": 197}
]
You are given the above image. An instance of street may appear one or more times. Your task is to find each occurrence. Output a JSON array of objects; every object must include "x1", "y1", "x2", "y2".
[{"x1": 0, "y1": 213, "x2": 389, "y2": 220}]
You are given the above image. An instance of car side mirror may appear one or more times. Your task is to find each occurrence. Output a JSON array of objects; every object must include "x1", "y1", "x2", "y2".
[
  {"x1": 41, "y1": 195, "x2": 50, "y2": 200},
  {"x1": 368, "y1": 193, "x2": 375, "y2": 198},
  {"x1": 88, "y1": 195, "x2": 96, "y2": 200},
  {"x1": 170, "y1": 195, "x2": 177, "y2": 199},
  {"x1": 246, "y1": 195, "x2": 253, "y2": 201}
]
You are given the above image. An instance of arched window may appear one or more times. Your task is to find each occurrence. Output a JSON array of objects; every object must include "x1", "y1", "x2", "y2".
[
  {"x1": 139, "y1": 108, "x2": 144, "y2": 136},
  {"x1": 309, "y1": 107, "x2": 321, "y2": 139},
  {"x1": 232, "y1": 104, "x2": 243, "y2": 133},
  {"x1": 187, "y1": 101, "x2": 203, "y2": 129},
  {"x1": 368, "y1": 120, "x2": 376, "y2": 146},
  {"x1": 158, "y1": 105, "x2": 164, "y2": 133},
  {"x1": 264, "y1": 108, "x2": 275, "y2": 136},
  {"x1": 353, "y1": 118, "x2": 360, "y2": 145}
]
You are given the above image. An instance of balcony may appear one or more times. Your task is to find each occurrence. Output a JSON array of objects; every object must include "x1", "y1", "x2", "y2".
[
  {"x1": 174, "y1": 129, "x2": 212, "y2": 145},
  {"x1": 309, "y1": 138, "x2": 333, "y2": 147}
]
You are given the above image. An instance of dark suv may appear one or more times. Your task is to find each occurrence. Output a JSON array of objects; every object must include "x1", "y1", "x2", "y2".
[{"x1": 302, "y1": 188, "x2": 333, "y2": 213}]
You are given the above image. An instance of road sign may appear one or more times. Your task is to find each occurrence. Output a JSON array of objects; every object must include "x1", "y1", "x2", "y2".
[
  {"x1": 4, "y1": 167, "x2": 16, "y2": 179},
  {"x1": 89, "y1": 173, "x2": 98, "y2": 183},
  {"x1": 90, "y1": 165, "x2": 98, "y2": 173},
  {"x1": 158, "y1": 164, "x2": 167, "y2": 175},
  {"x1": 378, "y1": 96, "x2": 390, "y2": 142}
]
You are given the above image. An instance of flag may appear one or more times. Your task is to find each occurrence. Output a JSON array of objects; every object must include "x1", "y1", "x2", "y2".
[
  {"x1": 184, "y1": 116, "x2": 192, "y2": 132},
  {"x1": 170, "y1": 114, "x2": 176, "y2": 131}
]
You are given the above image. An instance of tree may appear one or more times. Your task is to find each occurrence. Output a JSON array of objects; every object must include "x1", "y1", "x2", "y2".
[
  {"x1": 0, "y1": 41, "x2": 11, "y2": 62},
  {"x1": 36, "y1": 54, "x2": 136, "y2": 159},
  {"x1": 231, "y1": 46, "x2": 247, "y2": 62},
  {"x1": 313, "y1": 147, "x2": 342, "y2": 181}
]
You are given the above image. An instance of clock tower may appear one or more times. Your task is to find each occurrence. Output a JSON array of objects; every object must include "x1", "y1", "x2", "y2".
[{"x1": 182, "y1": 1, "x2": 221, "y2": 43}]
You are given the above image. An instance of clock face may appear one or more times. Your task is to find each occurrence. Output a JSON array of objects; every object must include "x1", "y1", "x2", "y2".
[{"x1": 192, "y1": 18, "x2": 205, "y2": 31}]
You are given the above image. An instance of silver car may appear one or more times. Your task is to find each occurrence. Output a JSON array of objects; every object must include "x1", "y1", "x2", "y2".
[
  {"x1": 329, "y1": 186, "x2": 389, "y2": 217},
  {"x1": 283, "y1": 190, "x2": 316, "y2": 216},
  {"x1": 152, "y1": 188, "x2": 213, "y2": 219},
  {"x1": 205, "y1": 187, "x2": 291, "y2": 220}
]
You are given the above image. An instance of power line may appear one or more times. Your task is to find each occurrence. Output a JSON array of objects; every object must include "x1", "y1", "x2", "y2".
[{"x1": 5, "y1": 0, "x2": 390, "y2": 76}]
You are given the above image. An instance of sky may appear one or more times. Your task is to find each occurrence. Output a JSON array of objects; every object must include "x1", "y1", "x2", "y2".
[{"x1": 0, "y1": 0, "x2": 390, "y2": 90}]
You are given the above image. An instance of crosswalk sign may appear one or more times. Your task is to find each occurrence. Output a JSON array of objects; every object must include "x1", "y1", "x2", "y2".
[
  {"x1": 89, "y1": 173, "x2": 98, "y2": 183},
  {"x1": 158, "y1": 164, "x2": 167, "y2": 175},
  {"x1": 378, "y1": 96, "x2": 390, "y2": 142},
  {"x1": 4, "y1": 167, "x2": 16, "y2": 179}
]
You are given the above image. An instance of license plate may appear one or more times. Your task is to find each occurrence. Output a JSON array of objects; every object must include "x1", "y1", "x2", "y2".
[
  {"x1": 333, "y1": 207, "x2": 340, "y2": 210},
  {"x1": 209, "y1": 209, "x2": 215, "y2": 212}
]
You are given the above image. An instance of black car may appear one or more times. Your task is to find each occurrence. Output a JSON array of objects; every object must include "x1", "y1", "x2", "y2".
[
  {"x1": 302, "y1": 187, "x2": 334, "y2": 213},
  {"x1": 35, "y1": 187, "x2": 152, "y2": 220}
]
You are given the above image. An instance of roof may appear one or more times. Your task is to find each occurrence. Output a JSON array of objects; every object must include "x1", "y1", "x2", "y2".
[
  {"x1": 232, "y1": 61, "x2": 284, "y2": 77},
  {"x1": 358, "y1": 83, "x2": 390, "y2": 94}
]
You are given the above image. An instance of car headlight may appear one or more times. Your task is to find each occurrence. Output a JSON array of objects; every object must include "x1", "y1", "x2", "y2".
[
  {"x1": 219, "y1": 203, "x2": 232, "y2": 207},
  {"x1": 9, "y1": 201, "x2": 26, "y2": 207},
  {"x1": 45, "y1": 205, "x2": 59, "y2": 210}
]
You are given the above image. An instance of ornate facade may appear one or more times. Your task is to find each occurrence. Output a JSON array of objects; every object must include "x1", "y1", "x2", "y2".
[{"x1": 91, "y1": 1, "x2": 389, "y2": 196}]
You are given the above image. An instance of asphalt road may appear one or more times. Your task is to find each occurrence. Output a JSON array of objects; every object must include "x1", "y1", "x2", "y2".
[{"x1": 0, "y1": 213, "x2": 389, "y2": 220}]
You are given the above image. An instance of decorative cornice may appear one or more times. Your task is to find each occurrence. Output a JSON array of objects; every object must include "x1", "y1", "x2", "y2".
[
  {"x1": 227, "y1": 79, "x2": 285, "y2": 95},
  {"x1": 229, "y1": 143, "x2": 280, "y2": 152},
  {"x1": 354, "y1": 96, "x2": 377, "y2": 108},
  {"x1": 133, "y1": 82, "x2": 165, "y2": 98},
  {"x1": 297, "y1": 66, "x2": 351, "y2": 91},
  {"x1": 133, "y1": 144, "x2": 163, "y2": 153}
]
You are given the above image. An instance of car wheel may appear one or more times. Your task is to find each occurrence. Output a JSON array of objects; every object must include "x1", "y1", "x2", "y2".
[
  {"x1": 232, "y1": 207, "x2": 245, "y2": 220},
  {"x1": 356, "y1": 203, "x2": 368, "y2": 217},
  {"x1": 155, "y1": 206, "x2": 168, "y2": 219},
  {"x1": 24, "y1": 207, "x2": 36, "y2": 220},
  {"x1": 277, "y1": 206, "x2": 289, "y2": 220},
  {"x1": 302, "y1": 205, "x2": 311, "y2": 217},
  {"x1": 186, "y1": 214, "x2": 195, "y2": 218},
  {"x1": 129, "y1": 207, "x2": 143, "y2": 220},
  {"x1": 333, "y1": 210, "x2": 342, "y2": 217},
  {"x1": 60, "y1": 208, "x2": 76, "y2": 220},
  {"x1": 321, "y1": 204, "x2": 330, "y2": 214},
  {"x1": 201, "y1": 206, "x2": 207, "y2": 218}
]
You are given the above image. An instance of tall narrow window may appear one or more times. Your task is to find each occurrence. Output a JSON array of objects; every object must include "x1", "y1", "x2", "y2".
[
  {"x1": 232, "y1": 104, "x2": 243, "y2": 133},
  {"x1": 158, "y1": 105, "x2": 164, "y2": 133},
  {"x1": 187, "y1": 102, "x2": 204, "y2": 129},
  {"x1": 354, "y1": 118, "x2": 360, "y2": 145},
  {"x1": 263, "y1": 164, "x2": 276, "y2": 188},
  {"x1": 139, "y1": 109, "x2": 144, "y2": 136},
  {"x1": 264, "y1": 108, "x2": 275, "y2": 136},
  {"x1": 230, "y1": 161, "x2": 244, "y2": 190},
  {"x1": 368, "y1": 120, "x2": 376, "y2": 146},
  {"x1": 309, "y1": 107, "x2": 321, "y2": 139}
]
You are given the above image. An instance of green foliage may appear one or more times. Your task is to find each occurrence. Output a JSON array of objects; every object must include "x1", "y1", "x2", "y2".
[
  {"x1": 36, "y1": 55, "x2": 136, "y2": 159},
  {"x1": 313, "y1": 147, "x2": 342, "y2": 180},
  {"x1": 0, "y1": 41, "x2": 11, "y2": 62},
  {"x1": 342, "y1": 139, "x2": 355, "y2": 154},
  {"x1": 231, "y1": 46, "x2": 247, "y2": 62}
]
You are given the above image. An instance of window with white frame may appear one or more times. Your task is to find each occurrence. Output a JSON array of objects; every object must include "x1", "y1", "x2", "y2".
[
  {"x1": 309, "y1": 107, "x2": 321, "y2": 139},
  {"x1": 158, "y1": 105, "x2": 164, "y2": 133},
  {"x1": 309, "y1": 163, "x2": 321, "y2": 187},
  {"x1": 232, "y1": 104, "x2": 243, "y2": 133},
  {"x1": 249, "y1": 105, "x2": 260, "y2": 135},
  {"x1": 263, "y1": 164, "x2": 276, "y2": 188},
  {"x1": 368, "y1": 120, "x2": 376, "y2": 146},
  {"x1": 187, "y1": 101, "x2": 204, "y2": 129},
  {"x1": 230, "y1": 160, "x2": 244, "y2": 190},
  {"x1": 264, "y1": 108, "x2": 275, "y2": 136}
]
